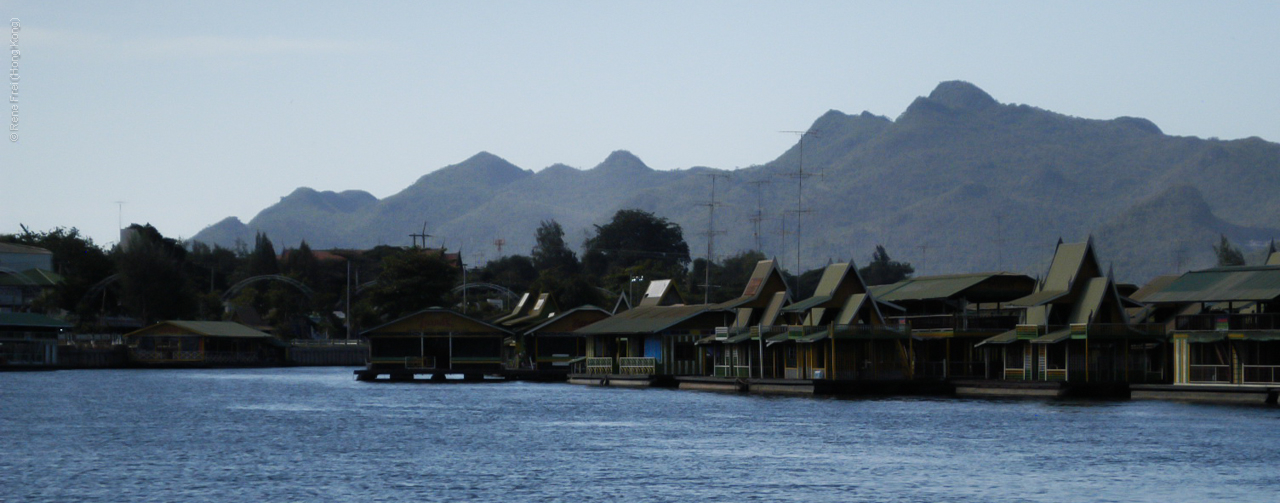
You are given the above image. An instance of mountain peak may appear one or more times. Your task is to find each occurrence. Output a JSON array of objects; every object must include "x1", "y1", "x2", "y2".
[
  {"x1": 429, "y1": 151, "x2": 531, "y2": 186},
  {"x1": 927, "y1": 80, "x2": 998, "y2": 111},
  {"x1": 592, "y1": 150, "x2": 652, "y2": 174}
]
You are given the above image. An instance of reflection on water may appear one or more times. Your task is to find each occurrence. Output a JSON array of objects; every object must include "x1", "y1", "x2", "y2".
[{"x1": 2, "y1": 368, "x2": 1278, "y2": 502}]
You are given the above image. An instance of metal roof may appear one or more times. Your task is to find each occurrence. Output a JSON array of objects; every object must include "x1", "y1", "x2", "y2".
[
  {"x1": 0, "y1": 312, "x2": 73, "y2": 329},
  {"x1": 1129, "y1": 275, "x2": 1180, "y2": 302},
  {"x1": 714, "y1": 259, "x2": 789, "y2": 310},
  {"x1": 128, "y1": 320, "x2": 273, "y2": 339},
  {"x1": 522, "y1": 306, "x2": 610, "y2": 335},
  {"x1": 574, "y1": 304, "x2": 729, "y2": 335},
  {"x1": 0, "y1": 268, "x2": 63, "y2": 287},
  {"x1": 363, "y1": 308, "x2": 513, "y2": 336},
  {"x1": 0, "y1": 243, "x2": 53, "y2": 255},
  {"x1": 869, "y1": 272, "x2": 1030, "y2": 303},
  {"x1": 1142, "y1": 266, "x2": 1280, "y2": 303}
]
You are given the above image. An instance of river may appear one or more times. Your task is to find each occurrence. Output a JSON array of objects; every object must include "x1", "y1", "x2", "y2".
[{"x1": 2, "y1": 367, "x2": 1277, "y2": 502}]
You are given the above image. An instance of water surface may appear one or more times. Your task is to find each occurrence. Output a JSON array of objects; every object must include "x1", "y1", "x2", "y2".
[{"x1": 3, "y1": 368, "x2": 1277, "y2": 502}]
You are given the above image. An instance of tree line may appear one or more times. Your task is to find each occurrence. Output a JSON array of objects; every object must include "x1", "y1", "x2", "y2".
[{"x1": 3, "y1": 209, "x2": 924, "y2": 337}]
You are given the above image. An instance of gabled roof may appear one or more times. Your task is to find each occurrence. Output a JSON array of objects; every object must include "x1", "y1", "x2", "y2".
[
  {"x1": 783, "y1": 263, "x2": 857, "y2": 313},
  {"x1": 1007, "y1": 239, "x2": 1102, "y2": 307},
  {"x1": 127, "y1": 321, "x2": 273, "y2": 339},
  {"x1": 639, "y1": 279, "x2": 685, "y2": 307},
  {"x1": 1142, "y1": 265, "x2": 1280, "y2": 303},
  {"x1": 523, "y1": 306, "x2": 611, "y2": 335},
  {"x1": 502, "y1": 293, "x2": 556, "y2": 327},
  {"x1": 713, "y1": 259, "x2": 789, "y2": 310},
  {"x1": 492, "y1": 292, "x2": 532, "y2": 324}
]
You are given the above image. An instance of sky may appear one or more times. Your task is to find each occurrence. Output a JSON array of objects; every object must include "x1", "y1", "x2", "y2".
[{"x1": 4, "y1": 1, "x2": 1279, "y2": 248}]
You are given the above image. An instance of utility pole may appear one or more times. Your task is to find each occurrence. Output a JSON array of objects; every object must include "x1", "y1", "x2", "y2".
[
  {"x1": 698, "y1": 173, "x2": 729, "y2": 304},
  {"x1": 781, "y1": 130, "x2": 819, "y2": 278},
  {"x1": 410, "y1": 221, "x2": 431, "y2": 249}
]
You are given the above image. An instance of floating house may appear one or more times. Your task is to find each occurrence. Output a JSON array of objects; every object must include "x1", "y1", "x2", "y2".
[
  {"x1": 770, "y1": 262, "x2": 908, "y2": 381},
  {"x1": 696, "y1": 259, "x2": 791, "y2": 378},
  {"x1": 871, "y1": 272, "x2": 1034, "y2": 379},
  {"x1": 0, "y1": 312, "x2": 71, "y2": 367},
  {"x1": 125, "y1": 320, "x2": 285, "y2": 366},
  {"x1": 523, "y1": 306, "x2": 611, "y2": 371},
  {"x1": 574, "y1": 279, "x2": 733, "y2": 380},
  {"x1": 1140, "y1": 265, "x2": 1280, "y2": 386},
  {"x1": 977, "y1": 239, "x2": 1163, "y2": 383},
  {"x1": 362, "y1": 308, "x2": 509, "y2": 374}
]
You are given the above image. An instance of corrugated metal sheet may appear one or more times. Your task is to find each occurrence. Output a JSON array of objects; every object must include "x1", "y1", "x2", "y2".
[
  {"x1": 1007, "y1": 290, "x2": 1067, "y2": 308},
  {"x1": 130, "y1": 320, "x2": 273, "y2": 338},
  {"x1": 976, "y1": 329, "x2": 1019, "y2": 346},
  {"x1": 0, "y1": 312, "x2": 73, "y2": 329},
  {"x1": 1029, "y1": 328, "x2": 1071, "y2": 344},
  {"x1": 1143, "y1": 266, "x2": 1280, "y2": 303},
  {"x1": 574, "y1": 304, "x2": 726, "y2": 334},
  {"x1": 871, "y1": 273, "x2": 995, "y2": 302},
  {"x1": 1043, "y1": 241, "x2": 1091, "y2": 292},
  {"x1": 1068, "y1": 278, "x2": 1111, "y2": 325}
]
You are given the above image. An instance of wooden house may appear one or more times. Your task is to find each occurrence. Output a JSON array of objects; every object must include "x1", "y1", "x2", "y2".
[
  {"x1": 363, "y1": 308, "x2": 509, "y2": 373},
  {"x1": 770, "y1": 262, "x2": 910, "y2": 380},
  {"x1": 574, "y1": 279, "x2": 733, "y2": 377},
  {"x1": 1140, "y1": 265, "x2": 1280, "y2": 385},
  {"x1": 125, "y1": 320, "x2": 285, "y2": 366},
  {"x1": 0, "y1": 312, "x2": 71, "y2": 367},
  {"x1": 695, "y1": 259, "x2": 791, "y2": 378},
  {"x1": 870, "y1": 272, "x2": 1034, "y2": 379},
  {"x1": 977, "y1": 238, "x2": 1162, "y2": 383},
  {"x1": 523, "y1": 306, "x2": 611, "y2": 371}
]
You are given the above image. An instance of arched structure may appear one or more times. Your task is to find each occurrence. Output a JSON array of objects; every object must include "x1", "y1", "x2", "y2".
[
  {"x1": 450, "y1": 282, "x2": 519, "y2": 302},
  {"x1": 221, "y1": 275, "x2": 315, "y2": 303}
]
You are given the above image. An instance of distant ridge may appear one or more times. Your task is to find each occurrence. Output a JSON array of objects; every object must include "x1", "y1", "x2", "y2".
[{"x1": 191, "y1": 80, "x2": 1280, "y2": 283}]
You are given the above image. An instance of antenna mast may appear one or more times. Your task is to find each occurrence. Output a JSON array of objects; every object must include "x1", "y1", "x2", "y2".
[
  {"x1": 698, "y1": 173, "x2": 730, "y2": 303},
  {"x1": 781, "y1": 129, "x2": 819, "y2": 277}
]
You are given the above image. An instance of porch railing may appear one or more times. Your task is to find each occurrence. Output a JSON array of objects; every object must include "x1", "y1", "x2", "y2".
[
  {"x1": 618, "y1": 357, "x2": 656, "y2": 375},
  {"x1": 585, "y1": 357, "x2": 613, "y2": 374},
  {"x1": 1189, "y1": 364, "x2": 1232, "y2": 383},
  {"x1": 713, "y1": 365, "x2": 751, "y2": 378},
  {"x1": 1242, "y1": 365, "x2": 1280, "y2": 384},
  {"x1": 1176, "y1": 313, "x2": 1280, "y2": 331},
  {"x1": 900, "y1": 314, "x2": 1019, "y2": 332}
]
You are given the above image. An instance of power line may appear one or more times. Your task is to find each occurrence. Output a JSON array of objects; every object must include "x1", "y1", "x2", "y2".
[{"x1": 747, "y1": 179, "x2": 770, "y2": 253}]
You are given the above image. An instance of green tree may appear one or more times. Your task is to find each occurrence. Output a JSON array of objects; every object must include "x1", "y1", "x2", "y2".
[
  {"x1": 531, "y1": 220, "x2": 580, "y2": 274},
  {"x1": 243, "y1": 232, "x2": 279, "y2": 278},
  {"x1": 365, "y1": 248, "x2": 459, "y2": 321},
  {"x1": 858, "y1": 245, "x2": 914, "y2": 286},
  {"x1": 1213, "y1": 234, "x2": 1245, "y2": 266},
  {"x1": 476, "y1": 255, "x2": 537, "y2": 293},
  {"x1": 115, "y1": 224, "x2": 196, "y2": 323},
  {"x1": 582, "y1": 209, "x2": 690, "y2": 291},
  {"x1": 690, "y1": 250, "x2": 768, "y2": 303}
]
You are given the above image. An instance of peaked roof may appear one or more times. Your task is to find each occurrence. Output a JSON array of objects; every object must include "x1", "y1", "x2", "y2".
[
  {"x1": 1008, "y1": 239, "x2": 1102, "y2": 308},
  {"x1": 714, "y1": 259, "x2": 790, "y2": 310},
  {"x1": 639, "y1": 279, "x2": 685, "y2": 307},
  {"x1": 492, "y1": 292, "x2": 532, "y2": 324},
  {"x1": 503, "y1": 293, "x2": 558, "y2": 327},
  {"x1": 522, "y1": 306, "x2": 611, "y2": 335},
  {"x1": 1142, "y1": 265, "x2": 1280, "y2": 303}
]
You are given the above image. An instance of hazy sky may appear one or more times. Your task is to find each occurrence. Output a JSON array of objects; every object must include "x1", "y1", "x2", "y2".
[{"x1": 4, "y1": 1, "x2": 1279, "y2": 248}]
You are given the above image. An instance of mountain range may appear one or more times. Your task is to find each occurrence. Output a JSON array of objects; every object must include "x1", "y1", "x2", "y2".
[{"x1": 191, "y1": 81, "x2": 1280, "y2": 284}]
